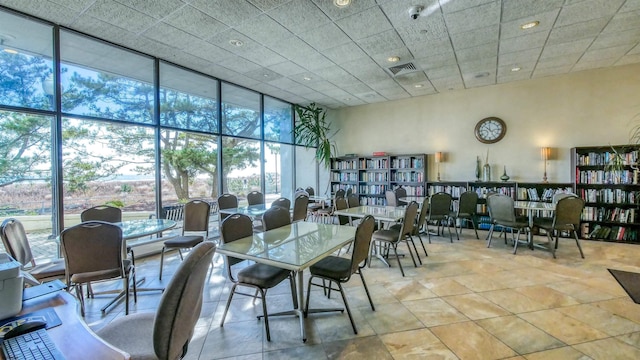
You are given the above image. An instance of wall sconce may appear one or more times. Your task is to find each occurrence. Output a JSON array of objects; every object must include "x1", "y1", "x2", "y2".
[
  {"x1": 541, "y1": 147, "x2": 551, "y2": 183},
  {"x1": 435, "y1": 152, "x2": 443, "y2": 181}
]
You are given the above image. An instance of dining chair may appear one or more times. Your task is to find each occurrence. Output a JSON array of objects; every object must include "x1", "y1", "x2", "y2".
[
  {"x1": 395, "y1": 187, "x2": 407, "y2": 206},
  {"x1": 262, "y1": 205, "x2": 292, "y2": 231},
  {"x1": 246, "y1": 191, "x2": 265, "y2": 206},
  {"x1": 270, "y1": 197, "x2": 291, "y2": 210},
  {"x1": 219, "y1": 214, "x2": 297, "y2": 341},
  {"x1": 0, "y1": 218, "x2": 66, "y2": 284},
  {"x1": 305, "y1": 186, "x2": 323, "y2": 219},
  {"x1": 292, "y1": 193, "x2": 310, "y2": 222},
  {"x1": 534, "y1": 196, "x2": 585, "y2": 259},
  {"x1": 159, "y1": 199, "x2": 210, "y2": 280},
  {"x1": 60, "y1": 221, "x2": 137, "y2": 316},
  {"x1": 425, "y1": 192, "x2": 454, "y2": 243},
  {"x1": 97, "y1": 241, "x2": 215, "y2": 360},
  {"x1": 334, "y1": 197, "x2": 350, "y2": 226},
  {"x1": 370, "y1": 201, "x2": 420, "y2": 277},
  {"x1": 305, "y1": 215, "x2": 376, "y2": 334},
  {"x1": 385, "y1": 190, "x2": 398, "y2": 207},
  {"x1": 81, "y1": 205, "x2": 122, "y2": 223},
  {"x1": 449, "y1": 191, "x2": 479, "y2": 240},
  {"x1": 411, "y1": 197, "x2": 430, "y2": 257},
  {"x1": 217, "y1": 193, "x2": 238, "y2": 224},
  {"x1": 347, "y1": 194, "x2": 359, "y2": 208},
  {"x1": 316, "y1": 189, "x2": 345, "y2": 224},
  {"x1": 486, "y1": 194, "x2": 530, "y2": 254}
]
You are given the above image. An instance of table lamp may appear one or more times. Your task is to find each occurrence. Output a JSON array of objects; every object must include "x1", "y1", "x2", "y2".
[
  {"x1": 541, "y1": 147, "x2": 551, "y2": 183},
  {"x1": 435, "y1": 152, "x2": 443, "y2": 181}
]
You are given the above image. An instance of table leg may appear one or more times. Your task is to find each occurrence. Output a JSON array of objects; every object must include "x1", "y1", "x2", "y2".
[
  {"x1": 297, "y1": 271, "x2": 306, "y2": 342},
  {"x1": 528, "y1": 211, "x2": 534, "y2": 249}
]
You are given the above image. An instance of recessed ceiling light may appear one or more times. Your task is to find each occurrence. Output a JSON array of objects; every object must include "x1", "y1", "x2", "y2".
[
  {"x1": 229, "y1": 39, "x2": 244, "y2": 47},
  {"x1": 343, "y1": 97, "x2": 351, "y2": 101},
  {"x1": 511, "y1": 67, "x2": 521, "y2": 72},
  {"x1": 387, "y1": 56, "x2": 400, "y2": 62},
  {"x1": 520, "y1": 21, "x2": 539, "y2": 30},
  {"x1": 263, "y1": 74, "x2": 269, "y2": 77},
  {"x1": 3, "y1": 48, "x2": 18, "y2": 54},
  {"x1": 475, "y1": 72, "x2": 490, "y2": 78},
  {"x1": 420, "y1": 29, "x2": 428, "y2": 34},
  {"x1": 303, "y1": 76, "x2": 312, "y2": 81},
  {"x1": 414, "y1": 84, "x2": 423, "y2": 88},
  {"x1": 333, "y1": 0, "x2": 351, "y2": 8}
]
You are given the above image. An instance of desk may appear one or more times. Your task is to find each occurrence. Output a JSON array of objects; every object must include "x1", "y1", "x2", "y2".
[
  {"x1": 216, "y1": 222, "x2": 356, "y2": 342},
  {"x1": 513, "y1": 201, "x2": 555, "y2": 248},
  {"x1": 0, "y1": 291, "x2": 130, "y2": 360}
]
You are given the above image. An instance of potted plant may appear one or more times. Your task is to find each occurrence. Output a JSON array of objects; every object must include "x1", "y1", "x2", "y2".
[{"x1": 293, "y1": 103, "x2": 338, "y2": 169}]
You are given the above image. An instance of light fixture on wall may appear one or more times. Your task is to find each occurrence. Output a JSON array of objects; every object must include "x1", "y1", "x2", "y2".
[
  {"x1": 435, "y1": 152, "x2": 443, "y2": 181},
  {"x1": 541, "y1": 147, "x2": 551, "y2": 183}
]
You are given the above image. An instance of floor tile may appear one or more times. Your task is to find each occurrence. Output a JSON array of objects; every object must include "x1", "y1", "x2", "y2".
[
  {"x1": 361, "y1": 302, "x2": 423, "y2": 335},
  {"x1": 523, "y1": 346, "x2": 592, "y2": 360},
  {"x1": 323, "y1": 335, "x2": 393, "y2": 360},
  {"x1": 573, "y1": 337, "x2": 640, "y2": 359},
  {"x1": 480, "y1": 289, "x2": 550, "y2": 313},
  {"x1": 403, "y1": 298, "x2": 469, "y2": 327},
  {"x1": 443, "y1": 293, "x2": 511, "y2": 320},
  {"x1": 477, "y1": 315, "x2": 565, "y2": 354},
  {"x1": 518, "y1": 309, "x2": 608, "y2": 345},
  {"x1": 380, "y1": 328, "x2": 458, "y2": 359},
  {"x1": 431, "y1": 321, "x2": 516, "y2": 360},
  {"x1": 557, "y1": 303, "x2": 640, "y2": 336}
]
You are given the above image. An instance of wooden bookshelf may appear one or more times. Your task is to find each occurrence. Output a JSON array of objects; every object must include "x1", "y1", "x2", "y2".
[{"x1": 572, "y1": 145, "x2": 640, "y2": 243}]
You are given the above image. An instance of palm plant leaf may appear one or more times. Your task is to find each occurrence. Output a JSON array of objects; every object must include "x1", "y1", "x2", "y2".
[{"x1": 293, "y1": 103, "x2": 338, "y2": 169}]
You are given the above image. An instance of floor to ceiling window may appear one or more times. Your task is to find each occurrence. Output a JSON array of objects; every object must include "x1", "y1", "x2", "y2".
[{"x1": 264, "y1": 96, "x2": 294, "y2": 200}]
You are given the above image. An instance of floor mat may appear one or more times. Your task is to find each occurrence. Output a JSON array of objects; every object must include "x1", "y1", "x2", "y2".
[{"x1": 609, "y1": 268, "x2": 640, "y2": 304}]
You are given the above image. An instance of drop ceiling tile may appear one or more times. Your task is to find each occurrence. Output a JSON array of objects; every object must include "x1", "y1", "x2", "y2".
[
  {"x1": 407, "y1": 38, "x2": 455, "y2": 58},
  {"x1": 630, "y1": 43, "x2": 640, "y2": 54},
  {"x1": 357, "y1": 30, "x2": 405, "y2": 56},
  {"x1": 602, "y1": 10, "x2": 640, "y2": 33},
  {"x1": 85, "y1": 0, "x2": 157, "y2": 33},
  {"x1": 498, "y1": 48, "x2": 542, "y2": 67},
  {"x1": 440, "y1": 0, "x2": 494, "y2": 14},
  {"x1": 163, "y1": 5, "x2": 228, "y2": 40},
  {"x1": 450, "y1": 25, "x2": 498, "y2": 50},
  {"x1": 322, "y1": 42, "x2": 369, "y2": 64},
  {"x1": 591, "y1": 28, "x2": 640, "y2": 50},
  {"x1": 615, "y1": 53, "x2": 640, "y2": 66},
  {"x1": 304, "y1": 80, "x2": 339, "y2": 92},
  {"x1": 220, "y1": 72, "x2": 261, "y2": 88},
  {"x1": 412, "y1": 52, "x2": 458, "y2": 70},
  {"x1": 314, "y1": 66, "x2": 358, "y2": 85},
  {"x1": 339, "y1": 97, "x2": 367, "y2": 107},
  {"x1": 247, "y1": 0, "x2": 290, "y2": 12},
  {"x1": 500, "y1": 9, "x2": 560, "y2": 40},
  {"x1": 297, "y1": 23, "x2": 351, "y2": 51},
  {"x1": 381, "y1": 1, "x2": 447, "y2": 38},
  {"x1": 456, "y1": 42, "x2": 498, "y2": 63},
  {"x1": 497, "y1": 70, "x2": 533, "y2": 83},
  {"x1": 580, "y1": 43, "x2": 635, "y2": 62},
  {"x1": 423, "y1": 64, "x2": 460, "y2": 80},
  {"x1": 532, "y1": 64, "x2": 573, "y2": 78},
  {"x1": 291, "y1": 52, "x2": 336, "y2": 71},
  {"x1": 501, "y1": 0, "x2": 563, "y2": 22},
  {"x1": 218, "y1": 56, "x2": 261, "y2": 74},
  {"x1": 45, "y1": 0, "x2": 96, "y2": 11},
  {"x1": 209, "y1": 28, "x2": 260, "y2": 54},
  {"x1": 267, "y1": 35, "x2": 318, "y2": 60},
  {"x1": 71, "y1": 15, "x2": 137, "y2": 43},
  {"x1": 335, "y1": 6, "x2": 393, "y2": 40},
  {"x1": 430, "y1": 75, "x2": 465, "y2": 92},
  {"x1": 311, "y1": 0, "x2": 378, "y2": 20},
  {"x1": 143, "y1": 22, "x2": 202, "y2": 50},
  {"x1": 497, "y1": 61, "x2": 536, "y2": 77},
  {"x1": 499, "y1": 30, "x2": 549, "y2": 54},
  {"x1": 620, "y1": 0, "x2": 640, "y2": 12},
  {"x1": 266, "y1": 77, "x2": 300, "y2": 90},
  {"x1": 1, "y1": 0, "x2": 78, "y2": 26},
  {"x1": 462, "y1": 74, "x2": 496, "y2": 88},
  {"x1": 268, "y1": 61, "x2": 307, "y2": 77},
  {"x1": 250, "y1": 82, "x2": 281, "y2": 95},
  {"x1": 376, "y1": 86, "x2": 410, "y2": 101},
  {"x1": 342, "y1": 83, "x2": 375, "y2": 95},
  {"x1": 267, "y1": 0, "x2": 331, "y2": 35},
  {"x1": 442, "y1": 1, "x2": 500, "y2": 34},
  {"x1": 321, "y1": 87, "x2": 352, "y2": 99},
  {"x1": 370, "y1": 48, "x2": 414, "y2": 67},
  {"x1": 459, "y1": 56, "x2": 497, "y2": 74},
  {"x1": 190, "y1": 0, "x2": 262, "y2": 27},
  {"x1": 184, "y1": 40, "x2": 235, "y2": 62},
  {"x1": 535, "y1": 53, "x2": 582, "y2": 69},
  {"x1": 540, "y1": 38, "x2": 593, "y2": 59},
  {"x1": 393, "y1": 71, "x2": 428, "y2": 86},
  {"x1": 555, "y1": 0, "x2": 625, "y2": 27},
  {"x1": 244, "y1": 67, "x2": 284, "y2": 82},
  {"x1": 240, "y1": 45, "x2": 287, "y2": 67},
  {"x1": 572, "y1": 57, "x2": 617, "y2": 72},
  {"x1": 368, "y1": 79, "x2": 404, "y2": 91},
  {"x1": 283, "y1": 84, "x2": 318, "y2": 96},
  {"x1": 114, "y1": 0, "x2": 185, "y2": 19},
  {"x1": 405, "y1": 83, "x2": 437, "y2": 97},
  {"x1": 547, "y1": 16, "x2": 610, "y2": 45},
  {"x1": 235, "y1": 14, "x2": 293, "y2": 47}
]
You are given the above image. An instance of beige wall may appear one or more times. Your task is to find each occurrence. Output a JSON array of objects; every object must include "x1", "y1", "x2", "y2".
[{"x1": 331, "y1": 63, "x2": 640, "y2": 184}]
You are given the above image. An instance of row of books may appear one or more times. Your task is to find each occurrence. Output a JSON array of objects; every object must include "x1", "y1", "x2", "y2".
[
  {"x1": 393, "y1": 185, "x2": 425, "y2": 196},
  {"x1": 428, "y1": 185, "x2": 466, "y2": 198},
  {"x1": 576, "y1": 150, "x2": 639, "y2": 166},
  {"x1": 359, "y1": 196, "x2": 386, "y2": 206},
  {"x1": 587, "y1": 225, "x2": 638, "y2": 241},
  {"x1": 331, "y1": 173, "x2": 358, "y2": 182},
  {"x1": 360, "y1": 172, "x2": 388, "y2": 182},
  {"x1": 391, "y1": 171, "x2": 423, "y2": 182},
  {"x1": 582, "y1": 206, "x2": 637, "y2": 223},
  {"x1": 577, "y1": 188, "x2": 639, "y2": 204},
  {"x1": 331, "y1": 159, "x2": 358, "y2": 170},
  {"x1": 359, "y1": 158, "x2": 388, "y2": 169},
  {"x1": 331, "y1": 184, "x2": 357, "y2": 193},
  {"x1": 473, "y1": 186, "x2": 516, "y2": 198},
  {"x1": 391, "y1": 157, "x2": 423, "y2": 169},
  {"x1": 577, "y1": 169, "x2": 637, "y2": 184},
  {"x1": 359, "y1": 184, "x2": 388, "y2": 195},
  {"x1": 516, "y1": 187, "x2": 573, "y2": 201}
]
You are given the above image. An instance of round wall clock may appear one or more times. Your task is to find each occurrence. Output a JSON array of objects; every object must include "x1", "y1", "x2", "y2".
[{"x1": 474, "y1": 117, "x2": 507, "y2": 144}]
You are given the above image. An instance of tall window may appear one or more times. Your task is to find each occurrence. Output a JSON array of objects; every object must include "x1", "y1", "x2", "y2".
[
  {"x1": 265, "y1": 142, "x2": 294, "y2": 201},
  {"x1": 296, "y1": 146, "x2": 320, "y2": 195},
  {"x1": 264, "y1": 96, "x2": 293, "y2": 143},
  {"x1": 222, "y1": 137, "x2": 261, "y2": 206},
  {"x1": 221, "y1": 83, "x2": 260, "y2": 138}
]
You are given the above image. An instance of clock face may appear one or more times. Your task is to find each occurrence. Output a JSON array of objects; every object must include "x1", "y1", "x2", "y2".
[{"x1": 475, "y1": 117, "x2": 506, "y2": 144}]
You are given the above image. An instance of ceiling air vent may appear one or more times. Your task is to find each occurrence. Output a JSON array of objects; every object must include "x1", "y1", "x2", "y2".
[{"x1": 387, "y1": 62, "x2": 418, "y2": 76}]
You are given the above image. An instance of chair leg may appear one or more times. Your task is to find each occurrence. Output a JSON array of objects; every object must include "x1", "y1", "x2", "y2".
[
  {"x1": 453, "y1": 217, "x2": 460, "y2": 240},
  {"x1": 76, "y1": 284, "x2": 85, "y2": 317},
  {"x1": 259, "y1": 288, "x2": 271, "y2": 341},
  {"x1": 131, "y1": 267, "x2": 137, "y2": 303},
  {"x1": 573, "y1": 230, "x2": 585, "y2": 259},
  {"x1": 471, "y1": 217, "x2": 479, "y2": 239},
  {"x1": 447, "y1": 218, "x2": 454, "y2": 242},
  {"x1": 487, "y1": 224, "x2": 495, "y2": 248},
  {"x1": 513, "y1": 229, "x2": 523, "y2": 255},
  {"x1": 406, "y1": 235, "x2": 421, "y2": 266},
  {"x1": 159, "y1": 246, "x2": 166, "y2": 280},
  {"x1": 416, "y1": 233, "x2": 428, "y2": 257},
  {"x1": 359, "y1": 270, "x2": 375, "y2": 311},
  {"x1": 304, "y1": 275, "x2": 314, "y2": 317},
  {"x1": 337, "y1": 282, "x2": 357, "y2": 334},
  {"x1": 426, "y1": 223, "x2": 432, "y2": 244},
  {"x1": 220, "y1": 284, "x2": 237, "y2": 327},
  {"x1": 124, "y1": 277, "x2": 129, "y2": 315},
  {"x1": 393, "y1": 244, "x2": 405, "y2": 277}
]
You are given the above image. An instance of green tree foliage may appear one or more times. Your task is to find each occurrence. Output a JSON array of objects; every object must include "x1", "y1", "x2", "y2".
[{"x1": 294, "y1": 103, "x2": 337, "y2": 169}]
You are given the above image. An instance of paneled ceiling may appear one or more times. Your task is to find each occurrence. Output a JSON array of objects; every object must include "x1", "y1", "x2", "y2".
[{"x1": 1, "y1": 0, "x2": 639, "y2": 109}]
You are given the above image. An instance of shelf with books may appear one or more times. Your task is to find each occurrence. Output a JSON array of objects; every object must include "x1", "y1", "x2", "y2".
[
  {"x1": 572, "y1": 145, "x2": 640, "y2": 243},
  {"x1": 390, "y1": 154, "x2": 427, "y2": 198},
  {"x1": 427, "y1": 181, "x2": 469, "y2": 199},
  {"x1": 516, "y1": 182, "x2": 574, "y2": 202}
]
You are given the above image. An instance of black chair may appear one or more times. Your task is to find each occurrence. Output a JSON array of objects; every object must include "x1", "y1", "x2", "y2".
[
  {"x1": 425, "y1": 192, "x2": 454, "y2": 243},
  {"x1": 347, "y1": 194, "x2": 359, "y2": 208},
  {"x1": 159, "y1": 199, "x2": 210, "y2": 280},
  {"x1": 246, "y1": 191, "x2": 264, "y2": 206},
  {"x1": 534, "y1": 196, "x2": 585, "y2": 259},
  {"x1": 292, "y1": 193, "x2": 310, "y2": 222},
  {"x1": 262, "y1": 205, "x2": 292, "y2": 231},
  {"x1": 270, "y1": 197, "x2": 291, "y2": 210},
  {"x1": 370, "y1": 201, "x2": 420, "y2": 277},
  {"x1": 450, "y1": 191, "x2": 479, "y2": 240},
  {"x1": 217, "y1": 193, "x2": 238, "y2": 224},
  {"x1": 412, "y1": 197, "x2": 429, "y2": 257},
  {"x1": 385, "y1": 190, "x2": 398, "y2": 207},
  {"x1": 486, "y1": 194, "x2": 530, "y2": 254},
  {"x1": 81, "y1": 205, "x2": 122, "y2": 223},
  {"x1": 305, "y1": 215, "x2": 376, "y2": 334},
  {"x1": 219, "y1": 214, "x2": 296, "y2": 341},
  {"x1": 395, "y1": 187, "x2": 407, "y2": 206}
]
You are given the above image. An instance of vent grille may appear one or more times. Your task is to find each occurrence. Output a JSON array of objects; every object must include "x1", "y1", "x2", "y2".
[{"x1": 387, "y1": 62, "x2": 418, "y2": 76}]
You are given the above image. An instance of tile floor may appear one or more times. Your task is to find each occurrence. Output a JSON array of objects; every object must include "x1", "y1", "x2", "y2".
[{"x1": 80, "y1": 229, "x2": 640, "y2": 359}]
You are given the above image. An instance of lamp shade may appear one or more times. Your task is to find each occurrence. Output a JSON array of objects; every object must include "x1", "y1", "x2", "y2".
[
  {"x1": 541, "y1": 147, "x2": 551, "y2": 161},
  {"x1": 435, "y1": 152, "x2": 443, "y2": 163}
]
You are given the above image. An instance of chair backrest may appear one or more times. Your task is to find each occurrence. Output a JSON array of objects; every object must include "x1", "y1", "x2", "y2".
[
  {"x1": 553, "y1": 196, "x2": 585, "y2": 231},
  {"x1": 220, "y1": 214, "x2": 254, "y2": 272},
  {"x1": 183, "y1": 200, "x2": 211, "y2": 234},
  {"x1": 399, "y1": 201, "x2": 419, "y2": 238},
  {"x1": 60, "y1": 221, "x2": 125, "y2": 283},
  {"x1": 153, "y1": 241, "x2": 216, "y2": 360},
  {"x1": 552, "y1": 192, "x2": 577, "y2": 204},
  {"x1": 385, "y1": 190, "x2": 397, "y2": 207},
  {"x1": 292, "y1": 194, "x2": 310, "y2": 222},
  {"x1": 271, "y1": 197, "x2": 291, "y2": 210},
  {"x1": 217, "y1": 194, "x2": 238, "y2": 222},
  {"x1": 335, "y1": 189, "x2": 346, "y2": 199},
  {"x1": 304, "y1": 187, "x2": 315, "y2": 197},
  {"x1": 81, "y1": 205, "x2": 122, "y2": 223},
  {"x1": 0, "y1": 218, "x2": 34, "y2": 267},
  {"x1": 335, "y1": 197, "x2": 350, "y2": 225},
  {"x1": 294, "y1": 189, "x2": 309, "y2": 199},
  {"x1": 345, "y1": 187, "x2": 353, "y2": 197},
  {"x1": 246, "y1": 191, "x2": 264, "y2": 206},
  {"x1": 413, "y1": 197, "x2": 429, "y2": 235},
  {"x1": 429, "y1": 192, "x2": 452, "y2": 217},
  {"x1": 347, "y1": 194, "x2": 359, "y2": 208},
  {"x1": 458, "y1": 191, "x2": 479, "y2": 215},
  {"x1": 262, "y1": 206, "x2": 291, "y2": 231},
  {"x1": 394, "y1": 187, "x2": 407, "y2": 203},
  {"x1": 350, "y1": 215, "x2": 376, "y2": 274},
  {"x1": 487, "y1": 194, "x2": 516, "y2": 223}
]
